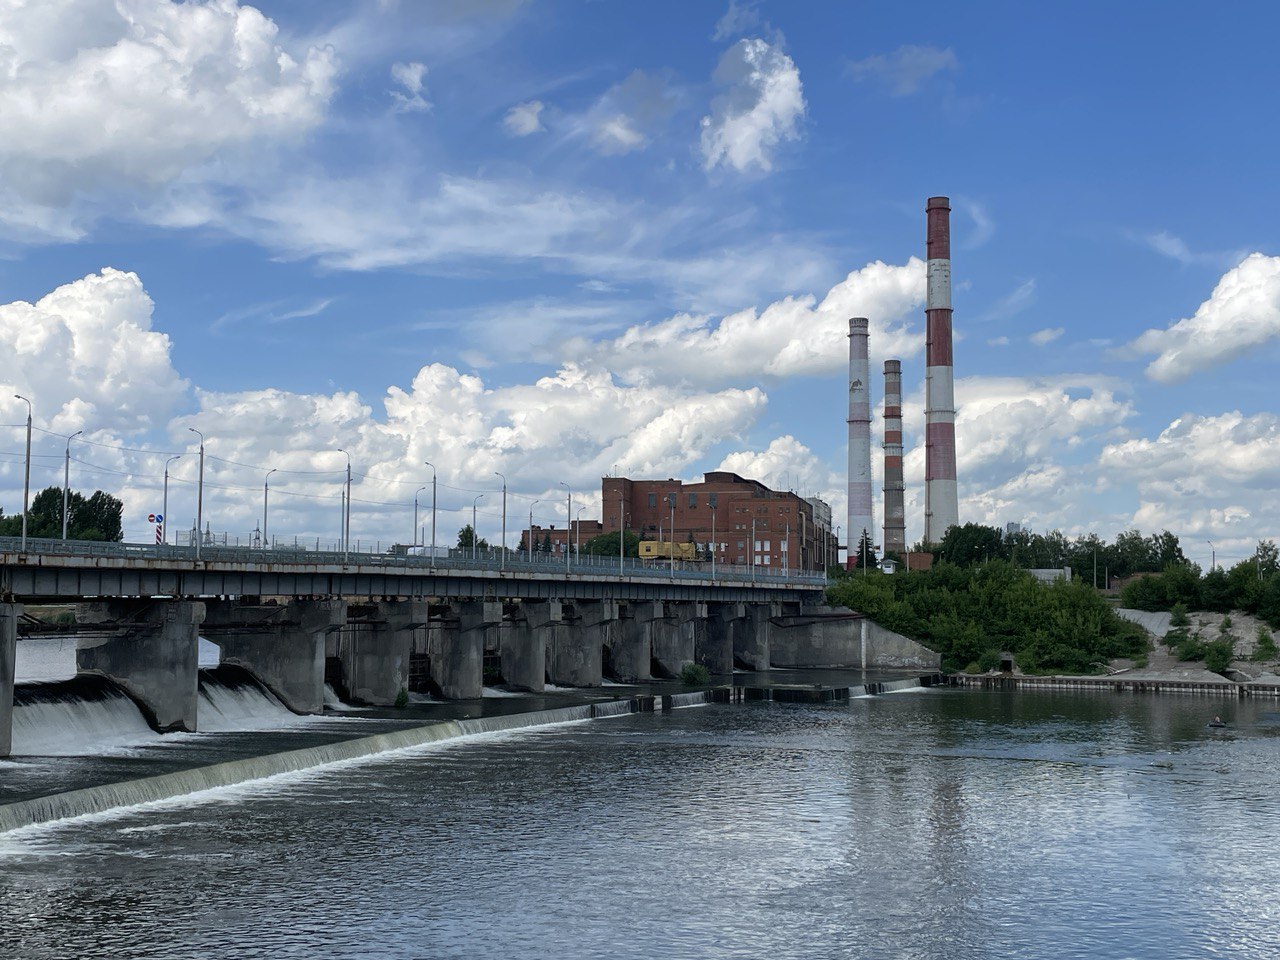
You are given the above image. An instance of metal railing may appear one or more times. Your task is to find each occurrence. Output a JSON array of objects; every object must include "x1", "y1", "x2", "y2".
[{"x1": 0, "y1": 536, "x2": 828, "y2": 587}]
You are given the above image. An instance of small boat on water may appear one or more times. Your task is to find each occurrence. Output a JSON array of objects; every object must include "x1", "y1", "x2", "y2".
[{"x1": 1207, "y1": 716, "x2": 1227, "y2": 728}]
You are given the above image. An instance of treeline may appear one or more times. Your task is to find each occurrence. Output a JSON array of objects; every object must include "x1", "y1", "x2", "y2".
[
  {"x1": 828, "y1": 561, "x2": 1147, "y2": 674},
  {"x1": 0, "y1": 486, "x2": 124, "y2": 541},
  {"x1": 909, "y1": 522, "x2": 1189, "y2": 584},
  {"x1": 1119, "y1": 541, "x2": 1280, "y2": 624}
]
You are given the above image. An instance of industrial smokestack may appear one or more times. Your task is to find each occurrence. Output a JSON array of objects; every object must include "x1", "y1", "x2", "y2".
[
  {"x1": 847, "y1": 317, "x2": 873, "y2": 567},
  {"x1": 924, "y1": 196, "x2": 959, "y2": 543},
  {"x1": 883, "y1": 359, "x2": 906, "y2": 556}
]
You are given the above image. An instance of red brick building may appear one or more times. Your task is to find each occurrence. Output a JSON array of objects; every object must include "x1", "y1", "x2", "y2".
[{"x1": 602, "y1": 471, "x2": 836, "y2": 572}]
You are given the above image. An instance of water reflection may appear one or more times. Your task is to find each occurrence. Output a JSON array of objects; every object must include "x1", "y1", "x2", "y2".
[{"x1": 2, "y1": 690, "x2": 1279, "y2": 959}]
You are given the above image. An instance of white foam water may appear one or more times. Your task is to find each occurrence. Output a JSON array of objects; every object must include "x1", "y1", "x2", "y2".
[
  {"x1": 196, "y1": 668, "x2": 299, "y2": 732},
  {"x1": 0, "y1": 699, "x2": 640, "y2": 834},
  {"x1": 10, "y1": 679, "x2": 161, "y2": 757}
]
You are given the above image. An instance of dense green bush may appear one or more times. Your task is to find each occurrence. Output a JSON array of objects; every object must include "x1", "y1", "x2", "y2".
[
  {"x1": 827, "y1": 560, "x2": 1147, "y2": 675},
  {"x1": 1254, "y1": 626, "x2": 1278, "y2": 662},
  {"x1": 680, "y1": 663, "x2": 712, "y2": 686}
]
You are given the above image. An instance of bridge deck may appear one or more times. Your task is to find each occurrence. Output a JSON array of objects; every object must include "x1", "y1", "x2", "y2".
[{"x1": 0, "y1": 538, "x2": 827, "y2": 604}]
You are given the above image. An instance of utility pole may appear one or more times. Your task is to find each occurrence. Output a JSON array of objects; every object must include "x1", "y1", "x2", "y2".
[
  {"x1": 495, "y1": 472, "x2": 507, "y2": 569},
  {"x1": 15, "y1": 395, "x2": 31, "y2": 552},
  {"x1": 189, "y1": 427, "x2": 205, "y2": 561}
]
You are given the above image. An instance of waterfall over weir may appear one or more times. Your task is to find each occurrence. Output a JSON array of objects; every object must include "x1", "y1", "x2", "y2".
[
  {"x1": 9, "y1": 666, "x2": 300, "y2": 757},
  {"x1": 11, "y1": 676, "x2": 161, "y2": 757},
  {"x1": 0, "y1": 694, "x2": 675, "y2": 833}
]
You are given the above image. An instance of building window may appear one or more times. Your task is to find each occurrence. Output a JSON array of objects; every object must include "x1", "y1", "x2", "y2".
[
  {"x1": 708, "y1": 493, "x2": 718, "y2": 508},
  {"x1": 781, "y1": 540, "x2": 789, "y2": 552},
  {"x1": 648, "y1": 492, "x2": 657, "y2": 507},
  {"x1": 689, "y1": 492, "x2": 697, "y2": 508},
  {"x1": 737, "y1": 540, "x2": 745, "y2": 550}
]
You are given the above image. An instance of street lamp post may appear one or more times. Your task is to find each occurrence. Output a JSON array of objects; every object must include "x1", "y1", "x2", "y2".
[
  {"x1": 414, "y1": 485, "x2": 428, "y2": 547},
  {"x1": 618, "y1": 491, "x2": 626, "y2": 574},
  {"x1": 188, "y1": 427, "x2": 205, "y2": 561},
  {"x1": 13, "y1": 395, "x2": 31, "y2": 552},
  {"x1": 751, "y1": 517, "x2": 757, "y2": 582},
  {"x1": 836, "y1": 525, "x2": 842, "y2": 571},
  {"x1": 668, "y1": 493, "x2": 675, "y2": 580},
  {"x1": 163, "y1": 455, "x2": 180, "y2": 547},
  {"x1": 710, "y1": 506, "x2": 717, "y2": 581},
  {"x1": 62, "y1": 429, "x2": 83, "y2": 540},
  {"x1": 472, "y1": 494, "x2": 485, "y2": 560},
  {"x1": 528, "y1": 499, "x2": 540, "y2": 563},
  {"x1": 1207, "y1": 540, "x2": 1216, "y2": 572},
  {"x1": 337, "y1": 449, "x2": 352, "y2": 562},
  {"x1": 494, "y1": 472, "x2": 507, "y2": 570},
  {"x1": 576, "y1": 505, "x2": 586, "y2": 565},
  {"x1": 785, "y1": 522, "x2": 791, "y2": 579},
  {"x1": 263, "y1": 468, "x2": 277, "y2": 549},
  {"x1": 424, "y1": 461, "x2": 437, "y2": 562},
  {"x1": 559, "y1": 481, "x2": 571, "y2": 573}
]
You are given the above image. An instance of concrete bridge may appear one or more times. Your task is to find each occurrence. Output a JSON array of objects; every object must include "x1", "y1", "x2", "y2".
[{"x1": 0, "y1": 537, "x2": 938, "y2": 756}]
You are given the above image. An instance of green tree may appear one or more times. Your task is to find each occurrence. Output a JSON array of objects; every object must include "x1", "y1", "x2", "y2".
[
  {"x1": 583, "y1": 529, "x2": 641, "y2": 558},
  {"x1": 851, "y1": 528, "x2": 878, "y2": 570},
  {"x1": 1, "y1": 486, "x2": 123, "y2": 541},
  {"x1": 938, "y1": 523, "x2": 1004, "y2": 567},
  {"x1": 540, "y1": 531, "x2": 553, "y2": 554},
  {"x1": 456, "y1": 524, "x2": 489, "y2": 552}
]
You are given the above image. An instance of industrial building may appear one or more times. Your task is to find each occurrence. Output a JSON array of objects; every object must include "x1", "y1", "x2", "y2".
[{"x1": 602, "y1": 472, "x2": 836, "y2": 572}]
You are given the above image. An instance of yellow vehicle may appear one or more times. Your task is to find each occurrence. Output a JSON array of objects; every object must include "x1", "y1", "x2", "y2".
[{"x1": 639, "y1": 540, "x2": 700, "y2": 561}]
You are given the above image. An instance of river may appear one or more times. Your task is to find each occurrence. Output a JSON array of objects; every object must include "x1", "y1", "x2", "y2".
[{"x1": 2, "y1": 685, "x2": 1279, "y2": 959}]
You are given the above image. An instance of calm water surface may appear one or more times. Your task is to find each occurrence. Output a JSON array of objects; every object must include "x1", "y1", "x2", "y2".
[{"x1": 2, "y1": 689, "x2": 1279, "y2": 960}]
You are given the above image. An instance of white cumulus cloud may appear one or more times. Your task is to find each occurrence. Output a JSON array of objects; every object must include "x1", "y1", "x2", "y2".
[
  {"x1": 1123, "y1": 253, "x2": 1280, "y2": 383},
  {"x1": 1030, "y1": 327, "x2": 1064, "y2": 346},
  {"x1": 700, "y1": 37, "x2": 805, "y2": 174},
  {"x1": 582, "y1": 257, "x2": 926, "y2": 386},
  {"x1": 0, "y1": 269, "x2": 188, "y2": 436},
  {"x1": 0, "y1": 0, "x2": 338, "y2": 239}
]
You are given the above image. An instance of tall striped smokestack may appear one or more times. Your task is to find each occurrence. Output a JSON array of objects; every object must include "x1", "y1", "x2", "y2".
[
  {"x1": 847, "y1": 317, "x2": 873, "y2": 567},
  {"x1": 924, "y1": 196, "x2": 959, "y2": 543},
  {"x1": 883, "y1": 359, "x2": 906, "y2": 555}
]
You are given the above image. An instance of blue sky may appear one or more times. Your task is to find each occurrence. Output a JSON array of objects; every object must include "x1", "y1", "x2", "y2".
[{"x1": 2, "y1": 0, "x2": 1278, "y2": 567}]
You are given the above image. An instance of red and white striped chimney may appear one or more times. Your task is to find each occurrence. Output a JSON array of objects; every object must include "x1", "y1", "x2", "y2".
[
  {"x1": 883, "y1": 359, "x2": 906, "y2": 555},
  {"x1": 924, "y1": 196, "x2": 958, "y2": 543}
]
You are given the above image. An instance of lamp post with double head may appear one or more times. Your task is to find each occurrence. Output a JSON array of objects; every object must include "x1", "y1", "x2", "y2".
[{"x1": 62, "y1": 429, "x2": 83, "y2": 540}]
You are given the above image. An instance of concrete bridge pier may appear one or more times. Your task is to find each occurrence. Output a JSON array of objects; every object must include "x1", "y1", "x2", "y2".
[
  {"x1": 206, "y1": 599, "x2": 347, "y2": 713},
  {"x1": 612, "y1": 601, "x2": 660, "y2": 682},
  {"x1": 505, "y1": 601, "x2": 556, "y2": 692},
  {"x1": 338, "y1": 601, "x2": 425, "y2": 705},
  {"x1": 735, "y1": 602, "x2": 778, "y2": 671},
  {"x1": 652, "y1": 601, "x2": 704, "y2": 678},
  {"x1": 0, "y1": 603, "x2": 19, "y2": 758},
  {"x1": 75, "y1": 600, "x2": 206, "y2": 732},
  {"x1": 433, "y1": 601, "x2": 498, "y2": 699},
  {"x1": 550, "y1": 601, "x2": 612, "y2": 687},
  {"x1": 699, "y1": 602, "x2": 740, "y2": 677}
]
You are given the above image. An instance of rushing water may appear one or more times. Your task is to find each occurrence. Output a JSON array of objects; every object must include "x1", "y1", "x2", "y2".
[{"x1": 2, "y1": 688, "x2": 1280, "y2": 959}]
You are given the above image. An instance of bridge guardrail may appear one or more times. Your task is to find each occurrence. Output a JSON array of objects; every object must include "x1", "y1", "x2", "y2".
[{"x1": 0, "y1": 537, "x2": 828, "y2": 588}]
